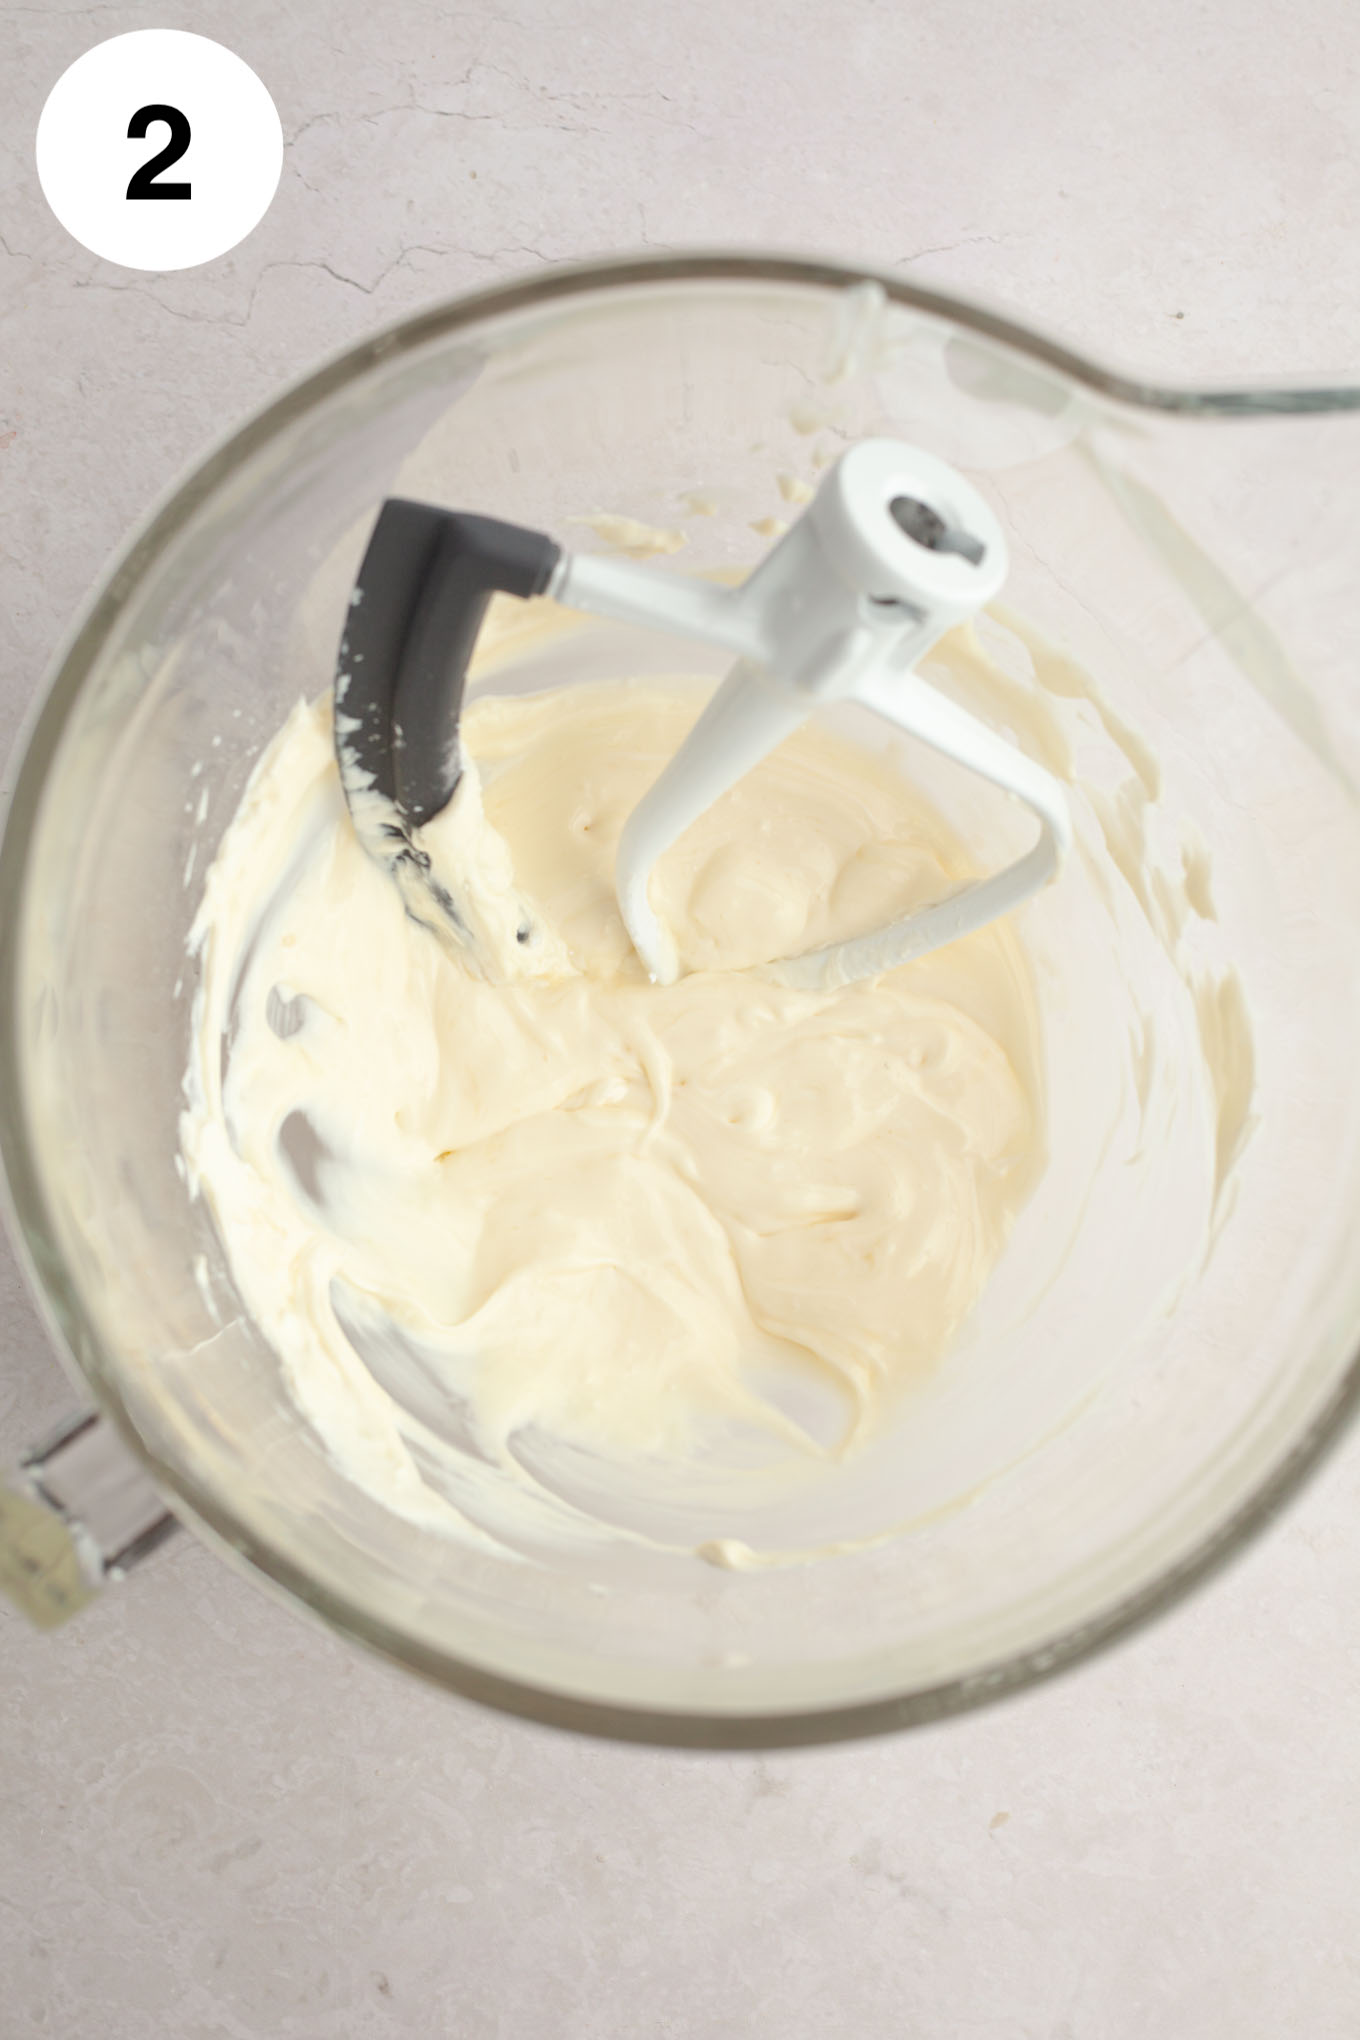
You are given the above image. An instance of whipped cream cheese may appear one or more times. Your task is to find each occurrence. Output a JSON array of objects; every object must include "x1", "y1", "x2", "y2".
[{"x1": 182, "y1": 668, "x2": 1045, "y2": 1553}]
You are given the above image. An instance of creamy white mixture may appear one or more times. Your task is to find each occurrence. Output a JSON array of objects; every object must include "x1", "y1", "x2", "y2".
[
  {"x1": 183, "y1": 647, "x2": 1051, "y2": 1550},
  {"x1": 181, "y1": 602, "x2": 1254, "y2": 1565}
]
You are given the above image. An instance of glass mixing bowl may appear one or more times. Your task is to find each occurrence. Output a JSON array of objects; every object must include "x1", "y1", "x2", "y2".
[{"x1": 3, "y1": 253, "x2": 1360, "y2": 1746}]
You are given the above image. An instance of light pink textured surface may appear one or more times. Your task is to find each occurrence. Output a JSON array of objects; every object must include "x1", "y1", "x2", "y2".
[{"x1": 4, "y1": 3, "x2": 1360, "y2": 2034}]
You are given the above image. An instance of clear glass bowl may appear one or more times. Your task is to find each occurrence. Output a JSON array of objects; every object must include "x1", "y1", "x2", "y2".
[{"x1": 4, "y1": 253, "x2": 1360, "y2": 1745}]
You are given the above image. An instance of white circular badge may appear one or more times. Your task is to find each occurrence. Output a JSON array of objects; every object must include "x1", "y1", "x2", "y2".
[{"x1": 36, "y1": 31, "x2": 282, "y2": 272}]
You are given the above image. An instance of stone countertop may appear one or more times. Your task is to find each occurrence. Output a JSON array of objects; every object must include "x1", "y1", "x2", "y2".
[{"x1": 3, "y1": 3, "x2": 1360, "y2": 2035}]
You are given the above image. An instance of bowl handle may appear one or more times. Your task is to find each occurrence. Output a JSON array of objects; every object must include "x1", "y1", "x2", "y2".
[{"x1": 0, "y1": 1410, "x2": 176, "y2": 1630}]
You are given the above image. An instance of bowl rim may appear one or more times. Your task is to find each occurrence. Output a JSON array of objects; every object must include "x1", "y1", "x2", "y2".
[{"x1": 3, "y1": 246, "x2": 1359, "y2": 1748}]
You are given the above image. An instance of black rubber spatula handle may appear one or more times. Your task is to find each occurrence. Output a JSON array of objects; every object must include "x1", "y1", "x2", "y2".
[{"x1": 334, "y1": 498, "x2": 560, "y2": 830}]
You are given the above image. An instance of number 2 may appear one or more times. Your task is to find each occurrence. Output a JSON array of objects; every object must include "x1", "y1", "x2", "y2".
[{"x1": 126, "y1": 104, "x2": 191, "y2": 200}]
